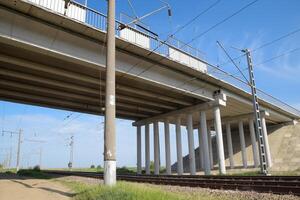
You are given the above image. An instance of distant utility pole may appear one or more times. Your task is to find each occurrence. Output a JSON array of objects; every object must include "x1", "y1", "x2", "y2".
[
  {"x1": 242, "y1": 49, "x2": 268, "y2": 175},
  {"x1": 9, "y1": 146, "x2": 12, "y2": 169},
  {"x1": 104, "y1": 0, "x2": 116, "y2": 186},
  {"x1": 68, "y1": 134, "x2": 74, "y2": 171},
  {"x1": 39, "y1": 147, "x2": 42, "y2": 168},
  {"x1": 2, "y1": 129, "x2": 22, "y2": 171},
  {"x1": 16, "y1": 129, "x2": 22, "y2": 171}
]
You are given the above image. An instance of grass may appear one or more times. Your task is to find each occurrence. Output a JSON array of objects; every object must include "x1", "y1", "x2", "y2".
[
  {"x1": 61, "y1": 181, "x2": 184, "y2": 200},
  {"x1": 17, "y1": 169, "x2": 52, "y2": 179},
  {"x1": 225, "y1": 168, "x2": 300, "y2": 176},
  {"x1": 0, "y1": 168, "x2": 17, "y2": 174},
  {"x1": 62, "y1": 180, "x2": 231, "y2": 200}
]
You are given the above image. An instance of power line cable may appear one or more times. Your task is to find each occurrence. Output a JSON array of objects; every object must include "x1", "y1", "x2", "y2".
[
  {"x1": 127, "y1": 0, "x2": 138, "y2": 19},
  {"x1": 184, "y1": 0, "x2": 259, "y2": 47},
  {"x1": 120, "y1": 0, "x2": 258, "y2": 81},
  {"x1": 217, "y1": 41, "x2": 249, "y2": 83},
  {"x1": 218, "y1": 27, "x2": 300, "y2": 67},
  {"x1": 118, "y1": 0, "x2": 222, "y2": 78},
  {"x1": 232, "y1": 46, "x2": 300, "y2": 76}
]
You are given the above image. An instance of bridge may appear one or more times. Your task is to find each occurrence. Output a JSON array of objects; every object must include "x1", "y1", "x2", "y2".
[{"x1": 0, "y1": 0, "x2": 299, "y2": 177}]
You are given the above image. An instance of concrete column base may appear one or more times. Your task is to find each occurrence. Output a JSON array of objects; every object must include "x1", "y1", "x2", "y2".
[{"x1": 104, "y1": 160, "x2": 116, "y2": 186}]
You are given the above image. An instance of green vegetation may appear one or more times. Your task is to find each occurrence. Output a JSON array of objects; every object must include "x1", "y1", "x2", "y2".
[
  {"x1": 225, "y1": 170, "x2": 261, "y2": 176},
  {"x1": 17, "y1": 169, "x2": 52, "y2": 179},
  {"x1": 63, "y1": 181, "x2": 184, "y2": 200},
  {"x1": 61, "y1": 180, "x2": 236, "y2": 200},
  {"x1": 225, "y1": 169, "x2": 300, "y2": 176}
]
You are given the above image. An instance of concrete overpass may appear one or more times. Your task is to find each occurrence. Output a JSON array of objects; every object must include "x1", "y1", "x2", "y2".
[{"x1": 0, "y1": 0, "x2": 299, "y2": 175}]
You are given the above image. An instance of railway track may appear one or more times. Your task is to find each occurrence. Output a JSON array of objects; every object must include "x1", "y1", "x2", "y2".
[{"x1": 43, "y1": 170, "x2": 300, "y2": 196}]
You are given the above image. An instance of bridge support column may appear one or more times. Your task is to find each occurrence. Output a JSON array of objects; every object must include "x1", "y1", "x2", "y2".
[
  {"x1": 154, "y1": 121, "x2": 160, "y2": 175},
  {"x1": 207, "y1": 126, "x2": 213, "y2": 169},
  {"x1": 145, "y1": 124, "x2": 150, "y2": 175},
  {"x1": 197, "y1": 126, "x2": 204, "y2": 170},
  {"x1": 261, "y1": 116, "x2": 272, "y2": 167},
  {"x1": 226, "y1": 122, "x2": 234, "y2": 169},
  {"x1": 249, "y1": 119, "x2": 259, "y2": 168},
  {"x1": 137, "y1": 125, "x2": 142, "y2": 174},
  {"x1": 175, "y1": 116, "x2": 183, "y2": 175},
  {"x1": 187, "y1": 114, "x2": 196, "y2": 175},
  {"x1": 164, "y1": 119, "x2": 171, "y2": 175},
  {"x1": 200, "y1": 111, "x2": 211, "y2": 175},
  {"x1": 238, "y1": 121, "x2": 247, "y2": 168},
  {"x1": 213, "y1": 106, "x2": 226, "y2": 175}
]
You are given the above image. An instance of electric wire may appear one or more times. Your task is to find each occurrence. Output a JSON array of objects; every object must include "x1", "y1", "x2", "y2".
[
  {"x1": 217, "y1": 41, "x2": 249, "y2": 83},
  {"x1": 184, "y1": 0, "x2": 259, "y2": 48},
  {"x1": 118, "y1": 0, "x2": 222, "y2": 79},
  {"x1": 218, "y1": 27, "x2": 300, "y2": 67},
  {"x1": 119, "y1": 0, "x2": 258, "y2": 83},
  {"x1": 231, "y1": 46, "x2": 300, "y2": 76}
]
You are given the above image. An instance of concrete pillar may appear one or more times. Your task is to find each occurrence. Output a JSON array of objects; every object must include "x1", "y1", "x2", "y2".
[
  {"x1": 261, "y1": 116, "x2": 272, "y2": 167},
  {"x1": 226, "y1": 122, "x2": 234, "y2": 169},
  {"x1": 238, "y1": 120, "x2": 247, "y2": 168},
  {"x1": 200, "y1": 111, "x2": 211, "y2": 175},
  {"x1": 175, "y1": 116, "x2": 183, "y2": 175},
  {"x1": 164, "y1": 119, "x2": 171, "y2": 175},
  {"x1": 186, "y1": 114, "x2": 196, "y2": 175},
  {"x1": 213, "y1": 106, "x2": 226, "y2": 175},
  {"x1": 137, "y1": 125, "x2": 142, "y2": 174},
  {"x1": 197, "y1": 126, "x2": 204, "y2": 170},
  {"x1": 145, "y1": 124, "x2": 150, "y2": 174},
  {"x1": 207, "y1": 126, "x2": 213, "y2": 169},
  {"x1": 249, "y1": 119, "x2": 259, "y2": 168},
  {"x1": 153, "y1": 121, "x2": 160, "y2": 175}
]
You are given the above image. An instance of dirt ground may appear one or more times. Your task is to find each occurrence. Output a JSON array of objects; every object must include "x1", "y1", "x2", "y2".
[{"x1": 0, "y1": 174, "x2": 74, "y2": 200}]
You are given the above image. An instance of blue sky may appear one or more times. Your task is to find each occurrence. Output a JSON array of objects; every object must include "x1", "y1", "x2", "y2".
[{"x1": 1, "y1": 0, "x2": 300, "y2": 169}]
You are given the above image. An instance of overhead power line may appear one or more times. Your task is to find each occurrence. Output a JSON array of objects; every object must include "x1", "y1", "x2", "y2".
[
  {"x1": 217, "y1": 41, "x2": 249, "y2": 83},
  {"x1": 232, "y1": 46, "x2": 300, "y2": 76},
  {"x1": 119, "y1": 0, "x2": 222, "y2": 78},
  {"x1": 185, "y1": 0, "x2": 259, "y2": 46},
  {"x1": 218, "y1": 27, "x2": 300, "y2": 67},
  {"x1": 123, "y1": 0, "x2": 259, "y2": 80},
  {"x1": 255, "y1": 47, "x2": 300, "y2": 67},
  {"x1": 169, "y1": 0, "x2": 222, "y2": 38}
]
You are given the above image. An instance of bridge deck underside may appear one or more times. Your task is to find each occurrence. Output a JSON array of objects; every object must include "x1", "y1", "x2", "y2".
[{"x1": 0, "y1": 41, "x2": 287, "y2": 125}]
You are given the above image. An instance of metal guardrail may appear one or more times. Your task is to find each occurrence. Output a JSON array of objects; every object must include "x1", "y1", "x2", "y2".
[{"x1": 25, "y1": 0, "x2": 300, "y2": 118}]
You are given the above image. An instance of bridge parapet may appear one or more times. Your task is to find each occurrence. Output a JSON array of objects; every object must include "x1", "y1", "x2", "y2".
[{"x1": 25, "y1": 0, "x2": 208, "y2": 73}]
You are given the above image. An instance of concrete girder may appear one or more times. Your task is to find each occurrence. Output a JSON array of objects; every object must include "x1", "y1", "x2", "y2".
[
  {"x1": 0, "y1": 53, "x2": 192, "y2": 106},
  {"x1": 0, "y1": 79, "x2": 162, "y2": 115},
  {"x1": 0, "y1": 88, "x2": 150, "y2": 118},
  {"x1": 0, "y1": 68, "x2": 176, "y2": 110}
]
